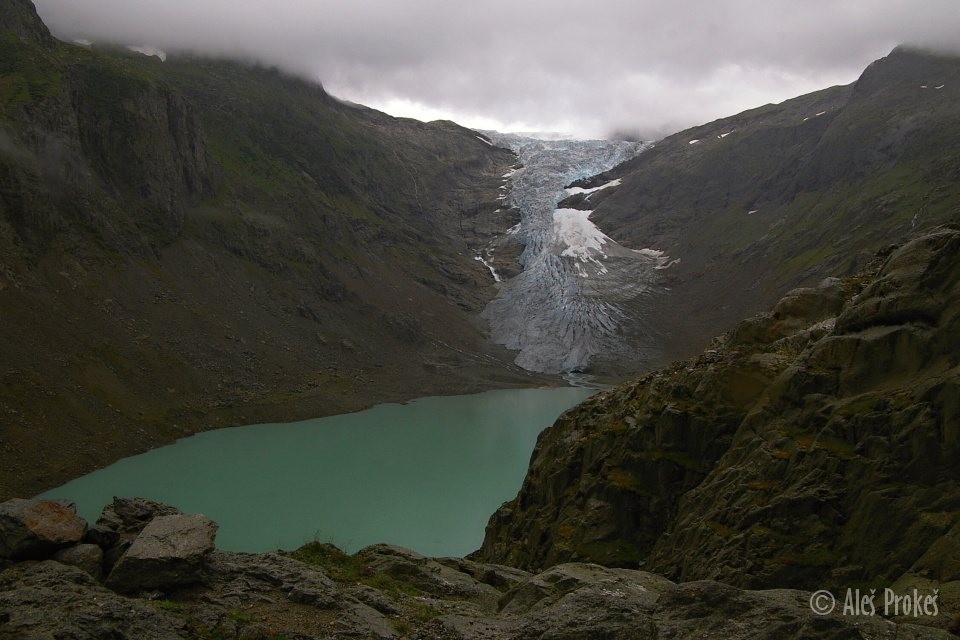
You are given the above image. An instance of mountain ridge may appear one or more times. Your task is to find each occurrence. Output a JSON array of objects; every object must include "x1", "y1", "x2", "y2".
[
  {"x1": 0, "y1": 1, "x2": 539, "y2": 500},
  {"x1": 560, "y1": 45, "x2": 960, "y2": 373}
]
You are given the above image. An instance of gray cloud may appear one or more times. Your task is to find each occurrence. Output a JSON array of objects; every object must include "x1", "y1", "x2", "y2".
[{"x1": 34, "y1": 0, "x2": 960, "y2": 138}]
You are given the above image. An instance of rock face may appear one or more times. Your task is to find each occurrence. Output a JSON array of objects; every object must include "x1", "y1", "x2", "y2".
[
  {"x1": 105, "y1": 513, "x2": 218, "y2": 592},
  {"x1": 0, "y1": 0, "x2": 52, "y2": 44},
  {"x1": 477, "y1": 228, "x2": 960, "y2": 602},
  {"x1": 0, "y1": 499, "x2": 86, "y2": 560},
  {"x1": 0, "y1": 562, "x2": 187, "y2": 640}
]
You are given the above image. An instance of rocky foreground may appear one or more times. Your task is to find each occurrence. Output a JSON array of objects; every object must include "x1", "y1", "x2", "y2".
[{"x1": 2, "y1": 496, "x2": 956, "y2": 639}]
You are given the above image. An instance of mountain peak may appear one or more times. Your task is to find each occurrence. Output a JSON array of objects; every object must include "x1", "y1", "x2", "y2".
[{"x1": 0, "y1": 0, "x2": 53, "y2": 45}]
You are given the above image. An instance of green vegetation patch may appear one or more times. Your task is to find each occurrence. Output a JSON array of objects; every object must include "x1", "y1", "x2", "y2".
[{"x1": 290, "y1": 541, "x2": 423, "y2": 598}]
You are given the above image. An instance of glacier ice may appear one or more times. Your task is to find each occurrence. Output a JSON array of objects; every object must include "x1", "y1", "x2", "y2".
[{"x1": 479, "y1": 133, "x2": 671, "y2": 374}]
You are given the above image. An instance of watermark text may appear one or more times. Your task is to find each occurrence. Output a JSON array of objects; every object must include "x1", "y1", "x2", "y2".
[{"x1": 809, "y1": 588, "x2": 939, "y2": 617}]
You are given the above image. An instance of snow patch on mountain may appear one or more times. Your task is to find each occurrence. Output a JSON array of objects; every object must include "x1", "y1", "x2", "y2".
[
  {"x1": 564, "y1": 178, "x2": 622, "y2": 197},
  {"x1": 127, "y1": 45, "x2": 167, "y2": 61},
  {"x1": 553, "y1": 208, "x2": 609, "y2": 263},
  {"x1": 475, "y1": 255, "x2": 502, "y2": 283}
]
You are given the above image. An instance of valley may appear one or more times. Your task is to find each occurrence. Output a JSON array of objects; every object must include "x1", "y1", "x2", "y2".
[
  {"x1": 1, "y1": 1, "x2": 960, "y2": 637},
  {"x1": 0, "y1": 0, "x2": 547, "y2": 500}
]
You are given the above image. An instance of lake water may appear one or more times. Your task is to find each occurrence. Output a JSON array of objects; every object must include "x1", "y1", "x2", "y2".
[{"x1": 40, "y1": 387, "x2": 593, "y2": 557}]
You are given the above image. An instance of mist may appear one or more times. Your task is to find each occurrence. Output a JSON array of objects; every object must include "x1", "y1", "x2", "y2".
[{"x1": 34, "y1": 0, "x2": 960, "y2": 139}]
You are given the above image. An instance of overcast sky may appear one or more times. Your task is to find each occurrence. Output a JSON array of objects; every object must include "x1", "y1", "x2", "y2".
[{"x1": 34, "y1": 0, "x2": 960, "y2": 139}]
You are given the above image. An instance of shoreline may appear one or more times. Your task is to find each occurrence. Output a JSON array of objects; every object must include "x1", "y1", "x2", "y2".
[{"x1": 8, "y1": 358, "x2": 562, "y2": 502}]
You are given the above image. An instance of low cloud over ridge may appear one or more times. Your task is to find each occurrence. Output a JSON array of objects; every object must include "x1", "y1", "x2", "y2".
[{"x1": 34, "y1": 0, "x2": 960, "y2": 139}]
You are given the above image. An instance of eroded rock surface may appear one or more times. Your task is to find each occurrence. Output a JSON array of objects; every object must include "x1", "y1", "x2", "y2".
[
  {"x1": 0, "y1": 498, "x2": 86, "y2": 560},
  {"x1": 1, "y1": 532, "x2": 952, "y2": 639},
  {"x1": 106, "y1": 513, "x2": 218, "y2": 592},
  {"x1": 476, "y1": 227, "x2": 960, "y2": 609},
  {"x1": 2, "y1": 494, "x2": 952, "y2": 638}
]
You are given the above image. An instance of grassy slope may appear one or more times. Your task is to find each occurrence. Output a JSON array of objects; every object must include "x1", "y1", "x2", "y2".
[
  {"x1": 581, "y1": 47, "x2": 960, "y2": 368},
  {"x1": 0, "y1": 6, "x2": 538, "y2": 499}
]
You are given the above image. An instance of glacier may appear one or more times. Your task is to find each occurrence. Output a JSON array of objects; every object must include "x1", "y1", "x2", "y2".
[{"x1": 480, "y1": 133, "x2": 672, "y2": 374}]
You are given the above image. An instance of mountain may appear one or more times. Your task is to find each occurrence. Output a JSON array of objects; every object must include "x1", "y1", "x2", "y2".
[
  {"x1": 0, "y1": 1, "x2": 538, "y2": 500},
  {"x1": 561, "y1": 46, "x2": 960, "y2": 371},
  {"x1": 476, "y1": 226, "x2": 960, "y2": 618}
]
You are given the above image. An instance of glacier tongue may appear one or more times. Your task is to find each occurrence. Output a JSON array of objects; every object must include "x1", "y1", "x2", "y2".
[{"x1": 480, "y1": 133, "x2": 670, "y2": 374}]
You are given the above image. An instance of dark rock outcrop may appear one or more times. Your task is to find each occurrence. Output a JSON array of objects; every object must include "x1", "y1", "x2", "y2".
[
  {"x1": 477, "y1": 227, "x2": 960, "y2": 603},
  {"x1": 0, "y1": 0, "x2": 52, "y2": 44}
]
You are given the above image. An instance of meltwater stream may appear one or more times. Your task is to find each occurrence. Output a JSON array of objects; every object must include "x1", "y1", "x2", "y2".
[{"x1": 481, "y1": 134, "x2": 672, "y2": 373}]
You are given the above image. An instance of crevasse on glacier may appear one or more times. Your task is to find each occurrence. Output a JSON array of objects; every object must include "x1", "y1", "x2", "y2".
[{"x1": 480, "y1": 134, "x2": 670, "y2": 374}]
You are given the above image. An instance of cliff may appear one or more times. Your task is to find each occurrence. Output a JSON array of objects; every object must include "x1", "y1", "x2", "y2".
[{"x1": 477, "y1": 226, "x2": 960, "y2": 613}]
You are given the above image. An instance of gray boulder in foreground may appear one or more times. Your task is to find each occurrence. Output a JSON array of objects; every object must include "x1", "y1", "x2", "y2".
[
  {"x1": 105, "y1": 513, "x2": 217, "y2": 592},
  {"x1": 0, "y1": 498, "x2": 86, "y2": 560}
]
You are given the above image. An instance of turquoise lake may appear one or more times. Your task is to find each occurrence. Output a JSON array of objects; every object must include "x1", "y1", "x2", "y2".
[{"x1": 40, "y1": 387, "x2": 592, "y2": 557}]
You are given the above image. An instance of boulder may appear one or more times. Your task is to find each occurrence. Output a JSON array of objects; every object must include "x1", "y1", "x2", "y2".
[
  {"x1": 83, "y1": 523, "x2": 120, "y2": 550},
  {"x1": 105, "y1": 514, "x2": 217, "y2": 592},
  {"x1": 96, "y1": 497, "x2": 182, "y2": 535},
  {"x1": 436, "y1": 556, "x2": 532, "y2": 591},
  {"x1": 0, "y1": 498, "x2": 87, "y2": 560},
  {"x1": 53, "y1": 543, "x2": 103, "y2": 580}
]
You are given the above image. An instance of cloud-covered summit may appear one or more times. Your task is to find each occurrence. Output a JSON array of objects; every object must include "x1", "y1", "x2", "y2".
[{"x1": 35, "y1": 0, "x2": 960, "y2": 138}]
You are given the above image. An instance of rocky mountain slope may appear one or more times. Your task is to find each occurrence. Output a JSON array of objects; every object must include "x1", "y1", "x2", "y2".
[
  {"x1": 564, "y1": 46, "x2": 960, "y2": 370},
  {"x1": 0, "y1": 0, "x2": 539, "y2": 499},
  {"x1": 1, "y1": 496, "x2": 954, "y2": 639},
  {"x1": 477, "y1": 226, "x2": 960, "y2": 617}
]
